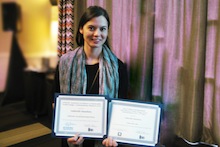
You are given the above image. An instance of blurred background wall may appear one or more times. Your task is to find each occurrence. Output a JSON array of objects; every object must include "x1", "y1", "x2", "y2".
[
  {"x1": 0, "y1": 0, "x2": 58, "y2": 70},
  {"x1": 0, "y1": 0, "x2": 58, "y2": 106}
]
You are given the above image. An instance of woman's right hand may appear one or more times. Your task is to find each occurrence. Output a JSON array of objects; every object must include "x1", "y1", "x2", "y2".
[{"x1": 67, "y1": 134, "x2": 84, "y2": 145}]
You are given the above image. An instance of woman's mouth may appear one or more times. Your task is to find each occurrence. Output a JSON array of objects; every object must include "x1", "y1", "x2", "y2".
[{"x1": 92, "y1": 39, "x2": 101, "y2": 43}]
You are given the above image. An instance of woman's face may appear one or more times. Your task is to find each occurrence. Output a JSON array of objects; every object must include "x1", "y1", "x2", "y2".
[{"x1": 80, "y1": 16, "x2": 108, "y2": 49}]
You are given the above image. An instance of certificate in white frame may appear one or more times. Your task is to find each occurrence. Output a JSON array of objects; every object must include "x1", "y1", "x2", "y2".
[
  {"x1": 107, "y1": 100, "x2": 161, "y2": 146},
  {"x1": 53, "y1": 94, "x2": 108, "y2": 138}
]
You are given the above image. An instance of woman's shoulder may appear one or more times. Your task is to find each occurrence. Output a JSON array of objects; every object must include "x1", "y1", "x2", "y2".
[
  {"x1": 59, "y1": 47, "x2": 83, "y2": 63},
  {"x1": 117, "y1": 59, "x2": 127, "y2": 70},
  {"x1": 118, "y1": 58, "x2": 126, "y2": 65}
]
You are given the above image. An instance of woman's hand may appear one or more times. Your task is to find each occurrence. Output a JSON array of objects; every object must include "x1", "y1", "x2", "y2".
[
  {"x1": 102, "y1": 137, "x2": 118, "y2": 147},
  {"x1": 67, "y1": 134, "x2": 84, "y2": 145}
]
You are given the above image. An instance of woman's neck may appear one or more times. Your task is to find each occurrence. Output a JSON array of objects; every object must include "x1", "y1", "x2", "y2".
[{"x1": 84, "y1": 46, "x2": 102, "y2": 65}]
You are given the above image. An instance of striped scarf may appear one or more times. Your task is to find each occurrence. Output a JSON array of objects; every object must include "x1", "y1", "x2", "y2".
[{"x1": 59, "y1": 45, "x2": 119, "y2": 98}]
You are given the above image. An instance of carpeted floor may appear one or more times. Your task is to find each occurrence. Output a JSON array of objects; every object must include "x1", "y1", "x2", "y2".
[{"x1": 0, "y1": 101, "x2": 61, "y2": 147}]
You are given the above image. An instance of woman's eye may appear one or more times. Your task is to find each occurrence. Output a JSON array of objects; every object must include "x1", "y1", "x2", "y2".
[
  {"x1": 100, "y1": 27, "x2": 107, "y2": 31},
  {"x1": 89, "y1": 26, "x2": 94, "y2": 31}
]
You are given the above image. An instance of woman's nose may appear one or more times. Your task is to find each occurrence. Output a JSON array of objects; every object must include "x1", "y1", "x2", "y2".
[{"x1": 94, "y1": 29, "x2": 101, "y2": 36}]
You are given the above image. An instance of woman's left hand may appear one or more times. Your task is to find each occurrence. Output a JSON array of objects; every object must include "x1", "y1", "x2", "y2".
[
  {"x1": 67, "y1": 134, "x2": 84, "y2": 145},
  {"x1": 102, "y1": 137, "x2": 118, "y2": 147}
]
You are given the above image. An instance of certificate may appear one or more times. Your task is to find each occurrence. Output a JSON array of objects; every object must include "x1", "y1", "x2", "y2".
[
  {"x1": 52, "y1": 94, "x2": 162, "y2": 146},
  {"x1": 53, "y1": 94, "x2": 108, "y2": 138},
  {"x1": 107, "y1": 100, "x2": 161, "y2": 146}
]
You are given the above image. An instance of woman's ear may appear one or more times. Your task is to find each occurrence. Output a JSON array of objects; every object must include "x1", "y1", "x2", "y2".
[{"x1": 79, "y1": 27, "x2": 83, "y2": 34}]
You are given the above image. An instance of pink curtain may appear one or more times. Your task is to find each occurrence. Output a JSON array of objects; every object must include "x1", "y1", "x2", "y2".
[{"x1": 58, "y1": 0, "x2": 220, "y2": 145}]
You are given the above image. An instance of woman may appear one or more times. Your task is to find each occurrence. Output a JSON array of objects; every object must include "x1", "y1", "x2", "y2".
[{"x1": 54, "y1": 6, "x2": 128, "y2": 147}]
